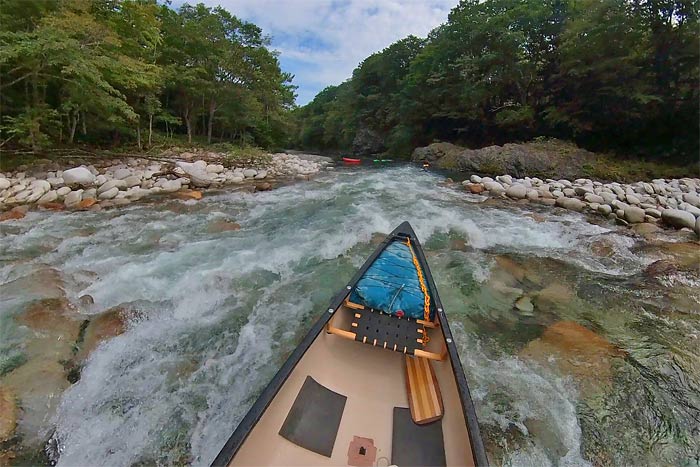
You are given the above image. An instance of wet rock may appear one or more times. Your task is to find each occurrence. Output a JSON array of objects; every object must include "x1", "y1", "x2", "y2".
[
  {"x1": 78, "y1": 198, "x2": 97, "y2": 209},
  {"x1": 255, "y1": 182, "x2": 272, "y2": 192},
  {"x1": 521, "y1": 321, "x2": 626, "y2": 389},
  {"x1": 175, "y1": 189, "x2": 203, "y2": 200},
  {"x1": 514, "y1": 296, "x2": 534, "y2": 313},
  {"x1": 643, "y1": 260, "x2": 677, "y2": 279},
  {"x1": 0, "y1": 206, "x2": 28, "y2": 222},
  {"x1": 40, "y1": 202, "x2": 65, "y2": 211},
  {"x1": 62, "y1": 167, "x2": 95, "y2": 186},
  {"x1": 207, "y1": 219, "x2": 241, "y2": 233},
  {"x1": 0, "y1": 386, "x2": 17, "y2": 442},
  {"x1": 78, "y1": 294, "x2": 94, "y2": 307},
  {"x1": 449, "y1": 238, "x2": 469, "y2": 252},
  {"x1": 78, "y1": 308, "x2": 128, "y2": 360},
  {"x1": 590, "y1": 239, "x2": 614, "y2": 257},
  {"x1": 661, "y1": 209, "x2": 696, "y2": 229},
  {"x1": 534, "y1": 283, "x2": 574, "y2": 308},
  {"x1": 465, "y1": 183, "x2": 484, "y2": 194},
  {"x1": 631, "y1": 223, "x2": 660, "y2": 236}
]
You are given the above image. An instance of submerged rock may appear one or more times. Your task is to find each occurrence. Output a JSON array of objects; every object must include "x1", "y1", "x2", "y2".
[{"x1": 207, "y1": 219, "x2": 241, "y2": 233}]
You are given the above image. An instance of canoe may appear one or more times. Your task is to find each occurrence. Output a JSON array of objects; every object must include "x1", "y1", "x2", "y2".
[
  {"x1": 212, "y1": 221, "x2": 488, "y2": 467},
  {"x1": 342, "y1": 157, "x2": 362, "y2": 164}
]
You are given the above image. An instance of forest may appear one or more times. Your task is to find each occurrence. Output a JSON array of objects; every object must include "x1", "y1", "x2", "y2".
[
  {"x1": 0, "y1": 0, "x2": 296, "y2": 151},
  {"x1": 293, "y1": 0, "x2": 699, "y2": 162}
]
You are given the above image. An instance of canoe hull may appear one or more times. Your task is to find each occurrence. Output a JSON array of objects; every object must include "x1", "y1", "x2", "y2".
[{"x1": 212, "y1": 222, "x2": 488, "y2": 466}]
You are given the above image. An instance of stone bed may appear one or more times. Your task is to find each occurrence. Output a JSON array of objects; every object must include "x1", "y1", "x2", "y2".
[
  {"x1": 0, "y1": 152, "x2": 329, "y2": 220},
  {"x1": 462, "y1": 174, "x2": 700, "y2": 237}
]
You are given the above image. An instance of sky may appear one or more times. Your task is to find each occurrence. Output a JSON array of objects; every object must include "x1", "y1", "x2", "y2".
[{"x1": 187, "y1": 0, "x2": 457, "y2": 105}]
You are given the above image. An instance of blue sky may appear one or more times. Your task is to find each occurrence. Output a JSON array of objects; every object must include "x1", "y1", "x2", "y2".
[{"x1": 187, "y1": 0, "x2": 457, "y2": 105}]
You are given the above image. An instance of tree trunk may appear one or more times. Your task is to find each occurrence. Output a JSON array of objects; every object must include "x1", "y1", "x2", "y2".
[
  {"x1": 148, "y1": 114, "x2": 153, "y2": 147},
  {"x1": 69, "y1": 111, "x2": 78, "y2": 143},
  {"x1": 207, "y1": 98, "x2": 217, "y2": 144},
  {"x1": 137, "y1": 124, "x2": 142, "y2": 150},
  {"x1": 81, "y1": 111, "x2": 87, "y2": 135},
  {"x1": 185, "y1": 115, "x2": 192, "y2": 143}
]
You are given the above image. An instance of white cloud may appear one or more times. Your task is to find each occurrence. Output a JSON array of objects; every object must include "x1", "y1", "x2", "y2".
[{"x1": 193, "y1": 0, "x2": 456, "y2": 103}]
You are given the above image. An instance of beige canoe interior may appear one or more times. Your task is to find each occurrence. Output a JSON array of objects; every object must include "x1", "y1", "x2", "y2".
[{"x1": 230, "y1": 303, "x2": 476, "y2": 467}]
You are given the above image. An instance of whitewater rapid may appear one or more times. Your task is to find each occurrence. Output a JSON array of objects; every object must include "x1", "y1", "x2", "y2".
[{"x1": 1, "y1": 165, "x2": 696, "y2": 466}]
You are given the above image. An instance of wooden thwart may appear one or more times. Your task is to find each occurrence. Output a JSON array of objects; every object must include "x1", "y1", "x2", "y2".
[{"x1": 405, "y1": 355, "x2": 443, "y2": 425}]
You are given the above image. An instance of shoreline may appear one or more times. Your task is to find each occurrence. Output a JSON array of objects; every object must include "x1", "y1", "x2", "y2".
[
  {"x1": 0, "y1": 151, "x2": 333, "y2": 221},
  {"x1": 459, "y1": 174, "x2": 700, "y2": 238}
]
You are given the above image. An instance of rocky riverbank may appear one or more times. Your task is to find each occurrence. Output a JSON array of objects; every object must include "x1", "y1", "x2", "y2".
[
  {"x1": 0, "y1": 151, "x2": 331, "y2": 221},
  {"x1": 461, "y1": 174, "x2": 700, "y2": 237}
]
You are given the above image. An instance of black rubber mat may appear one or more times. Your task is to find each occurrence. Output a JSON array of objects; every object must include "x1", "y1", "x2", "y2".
[
  {"x1": 392, "y1": 407, "x2": 446, "y2": 467},
  {"x1": 279, "y1": 376, "x2": 347, "y2": 457},
  {"x1": 353, "y1": 309, "x2": 423, "y2": 354}
]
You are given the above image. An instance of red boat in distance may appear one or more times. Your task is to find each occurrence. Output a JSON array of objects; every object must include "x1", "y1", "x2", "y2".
[{"x1": 342, "y1": 157, "x2": 361, "y2": 164}]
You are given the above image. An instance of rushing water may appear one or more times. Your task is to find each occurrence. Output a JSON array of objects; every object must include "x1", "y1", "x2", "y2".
[{"x1": 1, "y1": 166, "x2": 699, "y2": 466}]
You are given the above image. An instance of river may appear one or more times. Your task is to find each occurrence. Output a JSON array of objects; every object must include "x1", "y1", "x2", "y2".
[{"x1": 1, "y1": 165, "x2": 698, "y2": 466}]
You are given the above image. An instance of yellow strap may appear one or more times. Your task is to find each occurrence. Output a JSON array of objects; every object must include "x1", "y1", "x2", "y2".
[{"x1": 406, "y1": 238, "x2": 431, "y2": 345}]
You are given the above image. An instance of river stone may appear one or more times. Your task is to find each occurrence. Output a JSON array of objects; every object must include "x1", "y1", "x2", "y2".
[
  {"x1": 176, "y1": 162, "x2": 213, "y2": 187},
  {"x1": 563, "y1": 188, "x2": 576, "y2": 197},
  {"x1": 37, "y1": 190, "x2": 58, "y2": 205},
  {"x1": 483, "y1": 181, "x2": 505, "y2": 195},
  {"x1": 94, "y1": 175, "x2": 108, "y2": 186},
  {"x1": 682, "y1": 193, "x2": 700, "y2": 207},
  {"x1": 193, "y1": 160, "x2": 207, "y2": 170},
  {"x1": 661, "y1": 209, "x2": 696, "y2": 229},
  {"x1": 254, "y1": 170, "x2": 268, "y2": 179},
  {"x1": 537, "y1": 188, "x2": 554, "y2": 199},
  {"x1": 481, "y1": 177, "x2": 494, "y2": 183},
  {"x1": 515, "y1": 296, "x2": 534, "y2": 313},
  {"x1": 681, "y1": 202, "x2": 700, "y2": 217},
  {"x1": 30, "y1": 180, "x2": 51, "y2": 193},
  {"x1": 626, "y1": 194, "x2": 641, "y2": 205},
  {"x1": 624, "y1": 206, "x2": 646, "y2": 224},
  {"x1": 15, "y1": 189, "x2": 32, "y2": 201},
  {"x1": 495, "y1": 175, "x2": 511, "y2": 185},
  {"x1": 645, "y1": 208, "x2": 661, "y2": 218},
  {"x1": 526, "y1": 189, "x2": 539, "y2": 201},
  {"x1": 556, "y1": 197, "x2": 585, "y2": 212},
  {"x1": 123, "y1": 175, "x2": 141, "y2": 188},
  {"x1": 243, "y1": 169, "x2": 257, "y2": 178},
  {"x1": 505, "y1": 184, "x2": 527, "y2": 199},
  {"x1": 0, "y1": 178, "x2": 10, "y2": 190},
  {"x1": 161, "y1": 179, "x2": 182, "y2": 193},
  {"x1": 470, "y1": 175, "x2": 482, "y2": 183},
  {"x1": 696, "y1": 217, "x2": 700, "y2": 237},
  {"x1": 574, "y1": 186, "x2": 593, "y2": 196},
  {"x1": 206, "y1": 164, "x2": 224, "y2": 174},
  {"x1": 64, "y1": 190, "x2": 82, "y2": 206},
  {"x1": 56, "y1": 187, "x2": 72, "y2": 197},
  {"x1": 584, "y1": 193, "x2": 604, "y2": 204},
  {"x1": 98, "y1": 179, "x2": 126, "y2": 194},
  {"x1": 98, "y1": 187, "x2": 119, "y2": 200},
  {"x1": 466, "y1": 183, "x2": 484, "y2": 194},
  {"x1": 62, "y1": 167, "x2": 95, "y2": 186},
  {"x1": 113, "y1": 168, "x2": 132, "y2": 180},
  {"x1": 598, "y1": 204, "x2": 613, "y2": 215}
]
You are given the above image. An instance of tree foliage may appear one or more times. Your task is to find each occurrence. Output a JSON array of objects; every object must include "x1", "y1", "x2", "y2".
[
  {"x1": 293, "y1": 0, "x2": 698, "y2": 161},
  {"x1": 0, "y1": 0, "x2": 296, "y2": 150}
]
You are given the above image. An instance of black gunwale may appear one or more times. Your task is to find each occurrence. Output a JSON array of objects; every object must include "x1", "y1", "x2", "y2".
[{"x1": 211, "y1": 221, "x2": 489, "y2": 467}]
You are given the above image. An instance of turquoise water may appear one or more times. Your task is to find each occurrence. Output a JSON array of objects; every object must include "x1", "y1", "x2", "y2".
[{"x1": 1, "y1": 166, "x2": 698, "y2": 466}]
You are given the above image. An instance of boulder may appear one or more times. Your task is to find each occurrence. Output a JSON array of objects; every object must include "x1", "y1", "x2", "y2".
[
  {"x1": 483, "y1": 181, "x2": 505, "y2": 195},
  {"x1": 682, "y1": 192, "x2": 700, "y2": 208},
  {"x1": 62, "y1": 167, "x2": 95, "y2": 186},
  {"x1": 206, "y1": 164, "x2": 225, "y2": 174},
  {"x1": 37, "y1": 190, "x2": 58, "y2": 205},
  {"x1": 64, "y1": 190, "x2": 83, "y2": 207},
  {"x1": 56, "y1": 186, "x2": 72, "y2": 197},
  {"x1": 661, "y1": 209, "x2": 696, "y2": 230},
  {"x1": 113, "y1": 168, "x2": 132, "y2": 180},
  {"x1": 123, "y1": 175, "x2": 141, "y2": 188},
  {"x1": 623, "y1": 206, "x2": 646, "y2": 224},
  {"x1": 98, "y1": 187, "x2": 119, "y2": 200},
  {"x1": 97, "y1": 179, "x2": 126, "y2": 194},
  {"x1": 465, "y1": 183, "x2": 484, "y2": 194},
  {"x1": 0, "y1": 178, "x2": 11, "y2": 190},
  {"x1": 505, "y1": 184, "x2": 527, "y2": 199},
  {"x1": 243, "y1": 169, "x2": 257, "y2": 178},
  {"x1": 176, "y1": 162, "x2": 213, "y2": 187},
  {"x1": 597, "y1": 204, "x2": 613, "y2": 215},
  {"x1": 496, "y1": 175, "x2": 513, "y2": 185},
  {"x1": 161, "y1": 179, "x2": 182, "y2": 193},
  {"x1": 30, "y1": 180, "x2": 51, "y2": 193},
  {"x1": 515, "y1": 296, "x2": 534, "y2": 313},
  {"x1": 555, "y1": 197, "x2": 585, "y2": 212},
  {"x1": 584, "y1": 193, "x2": 604, "y2": 204},
  {"x1": 254, "y1": 170, "x2": 268, "y2": 179},
  {"x1": 470, "y1": 174, "x2": 482, "y2": 183}
]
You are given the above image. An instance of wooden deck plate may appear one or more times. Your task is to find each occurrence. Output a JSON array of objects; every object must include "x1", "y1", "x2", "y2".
[{"x1": 405, "y1": 355, "x2": 444, "y2": 424}]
